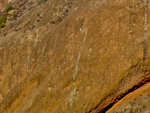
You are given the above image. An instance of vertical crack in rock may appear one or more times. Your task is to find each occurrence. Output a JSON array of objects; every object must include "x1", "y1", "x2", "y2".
[
  {"x1": 34, "y1": 29, "x2": 39, "y2": 47},
  {"x1": 68, "y1": 85, "x2": 76, "y2": 110},
  {"x1": 68, "y1": 28, "x2": 88, "y2": 110},
  {"x1": 26, "y1": 54, "x2": 30, "y2": 75},
  {"x1": 53, "y1": 34, "x2": 59, "y2": 54},
  {"x1": 73, "y1": 28, "x2": 88, "y2": 82},
  {"x1": 143, "y1": 0, "x2": 149, "y2": 60}
]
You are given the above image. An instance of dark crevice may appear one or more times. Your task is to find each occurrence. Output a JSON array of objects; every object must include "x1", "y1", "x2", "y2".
[
  {"x1": 87, "y1": 57, "x2": 150, "y2": 113},
  {"x1": 99, "y1": 76, "x2": 150, "y2": 113},
  {"x1": 86, "y1": 59, "x2": 150, "y2": 113}
]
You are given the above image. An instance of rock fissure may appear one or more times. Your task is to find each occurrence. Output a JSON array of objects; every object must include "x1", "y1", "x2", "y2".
[
  {"x1": 100, "y1": 77, "x2": 150, "y2": 113},
  {"x1": 68, "y1": 28, "x2": 88, "y2": 109},
  {"x1": 87, "y1": 59, "x2": 150, "y2": 113},
  {"x1": 85, "y1": 77, "x2": 150, "y2": 113}
]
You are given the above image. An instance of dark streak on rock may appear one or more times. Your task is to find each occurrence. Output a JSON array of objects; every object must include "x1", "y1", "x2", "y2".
[
  {"x1": 87, "y1": 59, "x2": 150, "y2": 113},
  {"x1": 100, "y1": 77, "x2": 150, "y2": 113}
]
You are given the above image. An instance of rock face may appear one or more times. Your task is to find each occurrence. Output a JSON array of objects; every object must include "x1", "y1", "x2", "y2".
[
  {"x1": 0, "y1": 0, "x2": 5, "y2": 11},
  {"x1": 0, "y1": 0, "x2": 150, "y2": 113}
]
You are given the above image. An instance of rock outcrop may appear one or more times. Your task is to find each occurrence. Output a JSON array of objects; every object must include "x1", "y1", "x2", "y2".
[{"x1": 0, "y1": 0, "x2": 150, "y2": 113}]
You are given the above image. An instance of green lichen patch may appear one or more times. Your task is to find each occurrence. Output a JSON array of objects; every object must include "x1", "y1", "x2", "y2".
[
  {"x1": 6, "y1": 6, "x2": 14, "y2": 12},
  {"x1": 0, "y1": 16, "x2": 7, "y2": 28},
  {"x1": 0, "y1": 5, "x2": 17, "y2": 29}
]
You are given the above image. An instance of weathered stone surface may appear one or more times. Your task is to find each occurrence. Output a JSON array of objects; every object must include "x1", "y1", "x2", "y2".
[
  {"x1": 0, "y1": 0, "x2": 150, "y2": 113},
  {"x1": 107, "y1": 82, "x2": 150, "y2": 113}
]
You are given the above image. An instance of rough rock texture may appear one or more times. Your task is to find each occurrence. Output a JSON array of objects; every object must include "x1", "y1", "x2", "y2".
[
  {"x1": 107, "y1": 82, "x2": 150, "y2": 113},
  {"x1": 0, "y1": 0, "x2": 150, "y2": 113}
]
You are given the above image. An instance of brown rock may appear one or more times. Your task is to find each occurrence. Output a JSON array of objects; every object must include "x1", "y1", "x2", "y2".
[{"x1": 0, "y1": 0, "x2": 150, "y2": 113}]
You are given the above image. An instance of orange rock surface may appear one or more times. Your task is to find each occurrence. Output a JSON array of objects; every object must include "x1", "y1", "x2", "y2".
[{"x1": 0, "y1": 0, "x2": 150, "y2": 113}]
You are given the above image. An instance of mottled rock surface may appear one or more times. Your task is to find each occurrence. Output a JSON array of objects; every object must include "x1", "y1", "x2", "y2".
[{"x1": 0, "y1": 0, "x2": 150, "y2": 113}]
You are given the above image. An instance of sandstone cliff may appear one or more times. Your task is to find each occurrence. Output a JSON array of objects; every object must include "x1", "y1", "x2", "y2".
[{"x1": 0, "y1": 0, "x2": 150, "y2": 113}]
